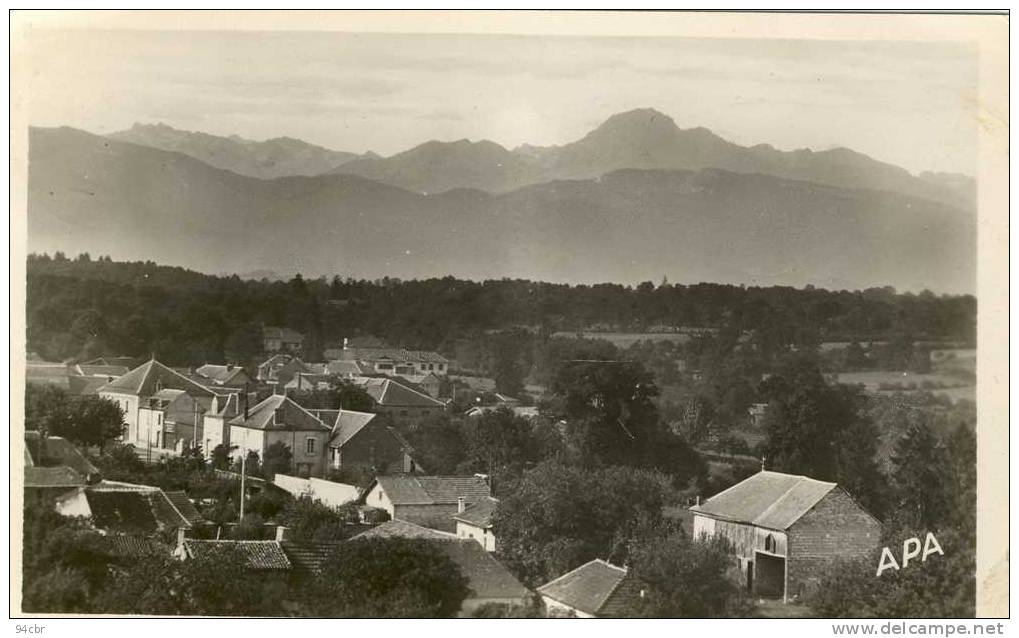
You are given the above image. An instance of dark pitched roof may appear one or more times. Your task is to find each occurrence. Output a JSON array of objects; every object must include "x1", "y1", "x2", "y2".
[
  {"x1": 375, "y1": 475, "x2": 491, "y2": 506},
  {"x1": 331, "y1": 409, "x2": 377, "y2": 447},
  {"x1": 349, "y1": 519, "x2": 457, "y2": 541},
  {"x1": 325, "y1": 360, "x2": 366, "y2": 376},
  {"x1": 691, "y1": 470, "x2": 837, "y2": 530},
  {"x1": 453, "y1": 496, "x2": 498, "y2": 529},
  {"x1": 182, "y1": 540, "x2": 292, "y2": 571},
  {"x1": 537, "y1": 559, "x2": 631, "y2": 616},
  {"x1": 280, "y1": 541, "x2": 345, "y2": 575},
  {"x1": 85, "y1": 482, "x2": 191, "y2": 533},
  {"x1": 24, "y1": 433, "x2": 100, "y2": 477},
  {"x1": 101, "y1": 535, "x2": 171, "y2": 558},
  {"x1": 357, "y1": 378, "x2": 446, "y2": 408},
  {"x1": 195, "y1": 364, "x2": 249, "y2": 386},
  {"x1": 437, "y1": 540, "x2": 529, "y2": 601},
  {"x1": 227, "y1": 394, "x2": 330, "y2": 432},
  {"x1": 97, "y1": 359, "x2": 215, "y2": 398},
  {"x1": 24, "y1": 466, "x2": 86, "y2": 488},
  {"x1": 164, "y1": 491, "x2": 204, "y2": 525}
]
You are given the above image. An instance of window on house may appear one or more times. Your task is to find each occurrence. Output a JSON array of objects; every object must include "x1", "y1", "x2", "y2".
[
  {"x1": 306, "y1": 438, "x2": 316, "y2": 454},
  {"x1": 764, "y1": 534, "x2": 775, "y2": 553}
]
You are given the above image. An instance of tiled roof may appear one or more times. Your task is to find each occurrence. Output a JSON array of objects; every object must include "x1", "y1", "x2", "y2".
[
  {"x1": 183, "y1": 540, "x2": 292, "y2": 571},
  {"x1": 101, "y1": 535, "x2": 170, "y2": 558},
  {"x1": 438, "y1": 540, "x2": 529, "y2": 601},
  {"x1": 164, "y1": 491, "x2": 204, "y2": 525},
  {"x1": 195, "y1": 364, "x2": 249, "y2": 385},
  {"x1": 453, "y1": 496, "x2": 498, "y2": 529},
  {"x1": 350, "y1": 519, "x2": 457, "y2": 541},
  {"x1": 331, "y1": 409, "x2": 377, "y2": 447},
  {"x1": 97, "y1": 359, "x2": 215, "y2": 398},
  {"x1": 227, "y1": 394, "x2": 330, "y2": 432},
  {"x1": 449, "y1": 375, "x2": 497, "y2": 392},
  {"x1": 691, "y1": 470, "x2": 837, "y2": 530},
  {"x1": 537, "y1": 559, "x2": 629, "y2": 616},
  {"x1": 280, "y1": 541, "x2": 345, "y2": 575},
  {"x1": 24, "y1": 466, "x2": 86, "y2": 488},
  {"x1": 356, "y1": 378, "x2": 446, "y2": 408},
  {"x1": 24, "y1": 433, "x2": 100, "y2": 477},
  {"x1": 341, "y1": 347, "x2": 448, "y2": 365},
  {"x1": 375, "y1": 475, "x2": 491, "y2": 506},
  {"x1": 284, "y1": 372, "x2": 331, "y2": 389},
  {"x1": 325, "y1": 360, "x2": 365, "y2": 376},
  {"x1": 85, "y1": 484, "x2": 191, "y2": 533}
]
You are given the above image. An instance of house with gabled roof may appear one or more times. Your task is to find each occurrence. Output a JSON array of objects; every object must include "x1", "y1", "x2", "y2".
[
  {"x1": 98, "y1": 359, "x2": 216, "y2": 449},
  {"x1": 194, "y1": 363, "x2": 253, "y2": 389},
  {"x1": 83, "y1": 480, "x2": 195, "y2": 541},
  {"x1": 263, "y1": 326, "x2": 304, "y2": 354},
  {"x1": 316, "y1": 408, "x2": 419, "y2": 476},
  {"x1": 336, "y1": 341, "x2": 450, "y2": 376},
  {"x1": 364, "y1": 474, "x2": 491, "y2": 532},
  {"x1": 352, "y1": 377, "x2": 448, "y2": 424},
  {"x1": 257, "y1": 353, "x2": 309, "y2": 387},
  {"x1": 136, "y1": 388, "x2": 207, "y2": 455},
  {"x1": 453, "y1": 496, "x2": 499, "y2": 552},
  {"x1": 227, "y1": 394, "x2": 331, "y2": 477},
  {"x1": 537, "y1": 559, "x2": 648, "y2": 618},
  {"x1": 691, "y1": 470, "x2": 881, "y2": 602}
]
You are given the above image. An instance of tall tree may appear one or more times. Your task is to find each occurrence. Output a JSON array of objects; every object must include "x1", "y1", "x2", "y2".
[{"x1": 890, "y1": 421, "x2": 952, "y2": 530}]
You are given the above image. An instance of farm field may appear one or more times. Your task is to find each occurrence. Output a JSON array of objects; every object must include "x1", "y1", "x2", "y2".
[{"x1": 834, "y1": 371, "x2": 975, "y2": 403}]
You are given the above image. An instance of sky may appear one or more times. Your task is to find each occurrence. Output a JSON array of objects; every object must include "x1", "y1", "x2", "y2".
[{"x1": 23, "y1": 29, "x2": 978, "y2": 175}]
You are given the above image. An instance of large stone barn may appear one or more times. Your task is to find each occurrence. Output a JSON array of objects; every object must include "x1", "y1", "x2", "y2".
[{"x1": 691, "y1": 470, "x2": 881, "y2": 602}]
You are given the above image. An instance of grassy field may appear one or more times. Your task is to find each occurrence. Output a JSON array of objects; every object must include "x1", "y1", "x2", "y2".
[
  {"x1": 835, "y1": 371, "x2": 975, "y2": 403},
  {"x1": 552, "y1": 331, "x2": 701, "y2": 348}
]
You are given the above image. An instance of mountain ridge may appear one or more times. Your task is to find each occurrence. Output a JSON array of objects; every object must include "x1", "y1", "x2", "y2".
[{"x1": 28, "y1": 125, "x2": 975, "y2": 294}]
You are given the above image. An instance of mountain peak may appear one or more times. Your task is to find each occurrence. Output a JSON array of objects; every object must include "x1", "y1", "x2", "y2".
[{"x1": 596, "y1": 108, "x2": 679, "y2": 132}]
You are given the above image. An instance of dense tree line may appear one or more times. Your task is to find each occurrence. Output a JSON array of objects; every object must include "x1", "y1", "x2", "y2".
[{"x1": 27, "y1": 253, "x2": 974, "y2": 366}]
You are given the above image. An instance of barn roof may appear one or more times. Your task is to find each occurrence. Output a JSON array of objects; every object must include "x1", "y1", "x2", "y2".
[
  {"x1": 691, "y1": 470, "x2": 837, "y2": 530},
  {"x1": 374, "y1": 475, "x2": 490, "y2": 506},
  {"x1": 537, "y1": 559, "x2": 630, "y2": 616}
]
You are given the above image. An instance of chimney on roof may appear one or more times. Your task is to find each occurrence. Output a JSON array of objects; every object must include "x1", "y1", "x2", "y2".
[
  {"x1": 457, "y1": 496, "x2": 466, "y2": 514},
  {"x1": 275, "y1": 525, "x2": 288, "y2": 542},
  {"x1": 343, "y1": 337, "x2": 349, "y2": 350},
  {"x1": 227, "y1": 363, "x2": 234, "y2": 372}
]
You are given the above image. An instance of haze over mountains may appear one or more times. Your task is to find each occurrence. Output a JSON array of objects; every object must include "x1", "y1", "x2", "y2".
[
  {"x1": 28, "y1": 108, "x2": 976, "y2": 293},
  {"x1": 110, "y1": 122, "x2": 370, "y2": 179}
]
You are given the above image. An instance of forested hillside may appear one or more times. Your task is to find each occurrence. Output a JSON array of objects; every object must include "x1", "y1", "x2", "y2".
[{"x1": 26, "y1": 254, "x2": 975, "y2": 367}]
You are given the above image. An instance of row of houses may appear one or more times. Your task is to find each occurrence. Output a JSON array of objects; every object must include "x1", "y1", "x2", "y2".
[
  {"x1": 92, "y1": 358, "x2": 451, "y2": 476},
  {"x1": 261, "y1": 329, "x2": 451, "y2": 377}
]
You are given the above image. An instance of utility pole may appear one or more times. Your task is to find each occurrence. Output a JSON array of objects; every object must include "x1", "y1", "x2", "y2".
[{"x1": 239, "y1": 452, "x2": 246, "y2": 522}]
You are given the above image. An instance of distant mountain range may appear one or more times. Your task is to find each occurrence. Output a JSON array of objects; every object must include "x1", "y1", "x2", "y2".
[
  {"x1": 109, "y1": 122, "x2": 371, "y2": 179},
  {"x1": 28, "y1": 123, "x2": 975, "y2": 293},
  {"x1": 109, "y1": 109, "x2": 974, "y2": 208}
]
